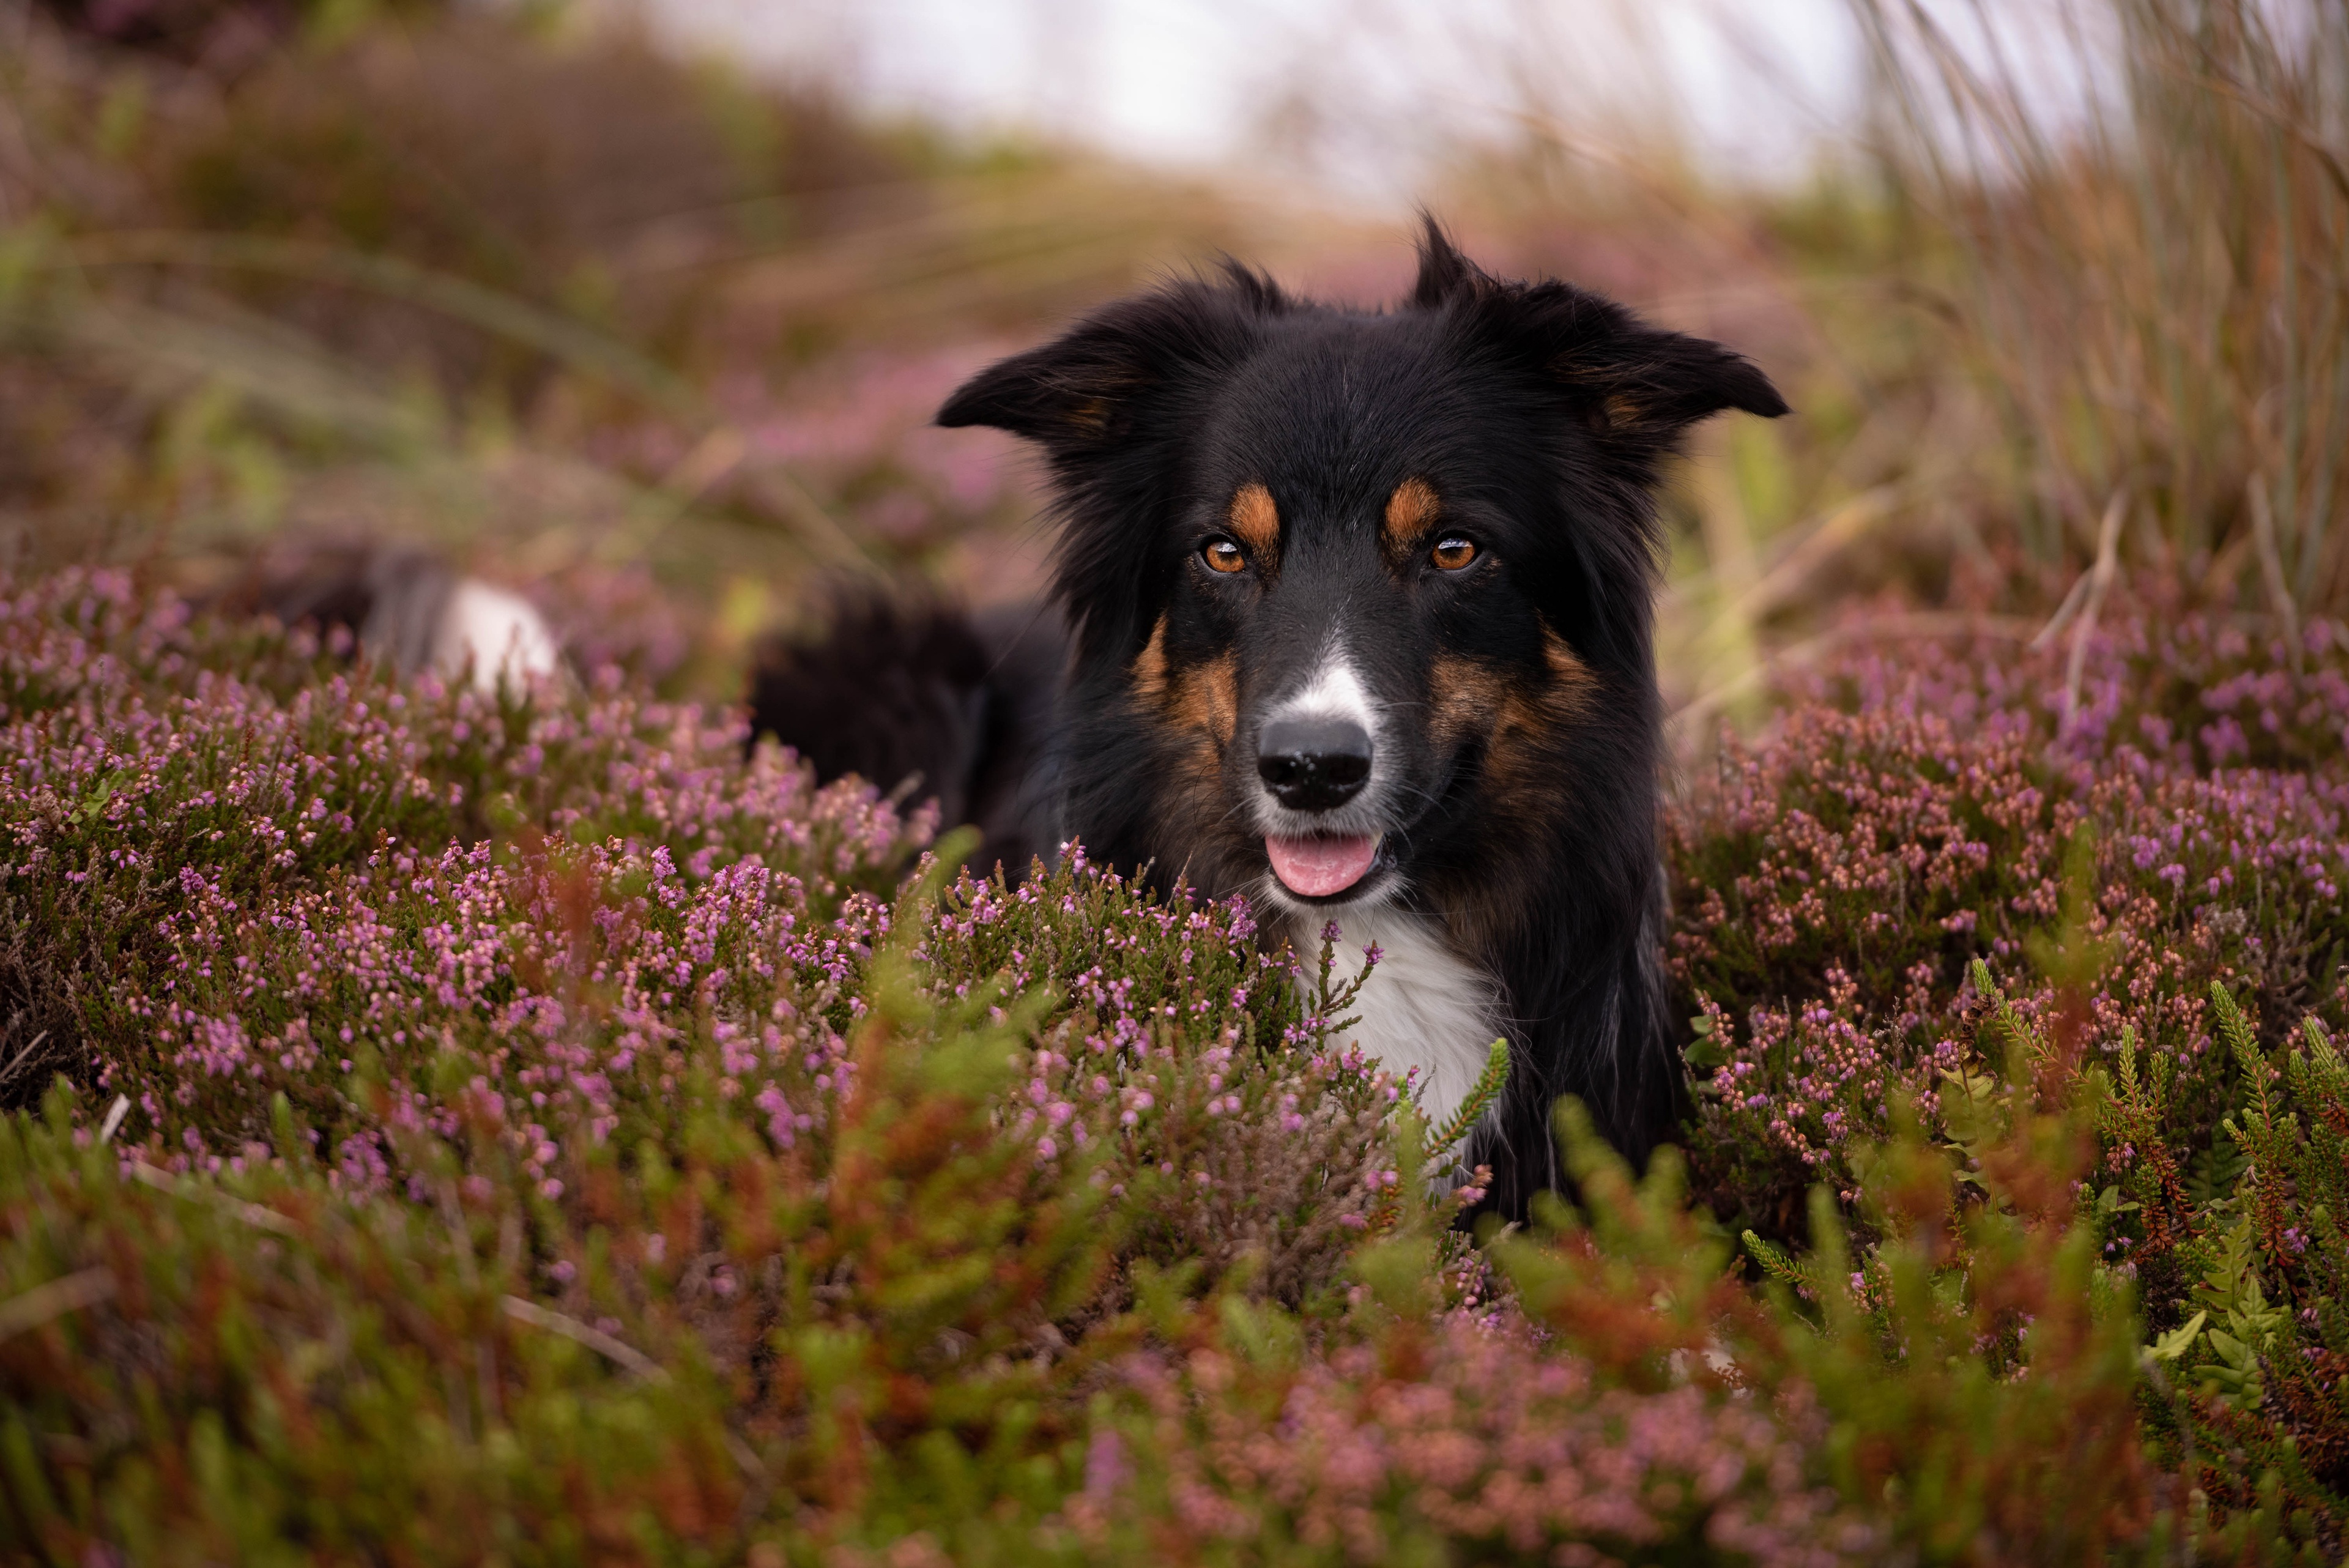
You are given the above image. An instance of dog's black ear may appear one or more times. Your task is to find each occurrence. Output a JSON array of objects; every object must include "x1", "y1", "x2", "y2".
[
  {"x1": 1473, "y1": 283, "x2": 1787, "y2": 442},
  {"x1": 934, "y1": 321, "x2": 1146, "y2": 451},
  {"x1": 1409, "y1": 210, "x2": 1480, "y2": 309},
  {"x1": 1406, "y1": 216, "x2": 1785, "y2": 439},
  {"x1": 937, "y1": 272, "x2": 1276, "y2": 452},
  {"x1": 1507, "y1": 289, "x2": 1786, "y2": 445},
  {"x1": 1538, "y1": 297, "x2": 1788, "y2": 431}
]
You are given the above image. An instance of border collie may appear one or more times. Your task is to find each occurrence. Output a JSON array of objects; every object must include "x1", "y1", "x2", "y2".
[{"x1": 753, "y1": 220, "x2": 1785, "y2": 1214}]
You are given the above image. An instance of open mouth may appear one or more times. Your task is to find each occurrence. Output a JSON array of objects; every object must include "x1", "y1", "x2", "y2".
[{"x1": 1264, "y1": 832, "x2": 1385, "y2": 899}]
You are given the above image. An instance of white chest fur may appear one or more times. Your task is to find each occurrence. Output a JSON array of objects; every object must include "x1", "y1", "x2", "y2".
[{"x1": 1298, "y1": 907, "x2": 1502, "y2": 1146}]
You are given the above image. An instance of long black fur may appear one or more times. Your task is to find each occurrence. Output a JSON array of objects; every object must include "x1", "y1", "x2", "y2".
[
  {"x1": 757, "y1": 219, "x2": 1783, "y2": 1216},
  {"x1": 746, "y1": 591, "x2": 1064, "y2": 880}
]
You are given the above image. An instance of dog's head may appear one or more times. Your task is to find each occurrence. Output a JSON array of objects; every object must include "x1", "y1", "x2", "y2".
[{"x1": 939, "y1": 220, "x2": 1783, "y2": 934}]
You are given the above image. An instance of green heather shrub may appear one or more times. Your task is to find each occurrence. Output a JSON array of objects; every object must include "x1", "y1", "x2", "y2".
[
  {"x1": 2138, "y1": 986, "x2": 2349, "y2": 1551},
  {"x1": 1674, "y1": 603, "x2": 2349, "y2": 1559},
  {"x1": 1672, "y1": 607, "x2": 2349, "y2": 1236},
  {"x1": 2, "y1": 566, "x2": 2347, "y2": 1563}
]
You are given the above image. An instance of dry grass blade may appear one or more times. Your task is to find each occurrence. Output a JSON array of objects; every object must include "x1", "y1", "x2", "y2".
[
  {"x1": 2061, "y1": 489, "x2": 2128, "y2": 730},
  {"x1": 0, "y1": 1266, "x2": 115, "y2": 1344},
  {"x1": 124, "y1": 1159, "x2": 300, "y2": 1236},
  {"x1": 495, "y1": 1296, "x2": 763, "y2": 1479},
  {"x1": 2249, "y1": 474, "x2": 2304, "y2": 675},
  {"x1": 0, "y1": 1028, "x2": 50, "y2": 1086},
  {"x1": 59, "y1": 231, "x2": 699, "y2": 417},
  {"x1": 499, "y1": 1294, "x2": 668, "y2": 1383},
  {"x1": 1719, "y1": 485, "x2": 1903, "y2": 627},
  {"x1": 43, "y1": 292, "x2": 440, "y2": 449}
]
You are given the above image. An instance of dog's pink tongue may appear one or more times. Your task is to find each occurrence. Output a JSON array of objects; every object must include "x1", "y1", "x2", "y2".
[{"x1": 1266, "y1": 834, "x2": 1376, "y2": 898}]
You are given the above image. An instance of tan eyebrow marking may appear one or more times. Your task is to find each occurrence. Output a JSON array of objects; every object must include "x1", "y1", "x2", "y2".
[
  {"x1": 1227, "y1": 482, "x2": 1280, "y2": 560},
  {"x1": 1382, "y1": 477, "x2": 1441, "y2": 553}
]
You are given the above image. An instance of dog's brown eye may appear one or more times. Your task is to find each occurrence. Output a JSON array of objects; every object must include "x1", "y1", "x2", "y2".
[
  {"x1": 1201, "y1": 538, "x2": 1247, "y2": 574},
  {"x1": 1431, "y1": 536, "x2": 1477, "y2": 571}
]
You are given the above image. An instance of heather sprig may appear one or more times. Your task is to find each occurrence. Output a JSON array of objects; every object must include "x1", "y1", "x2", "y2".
[{"x1": 1422, "y1": 1036, "x2": 1508, "y2": 1167}]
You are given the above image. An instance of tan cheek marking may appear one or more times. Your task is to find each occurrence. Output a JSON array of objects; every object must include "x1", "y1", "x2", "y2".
[
  {"x1": 1428, "y1": 651, "x2": 1505, "y2": 751},
  {"x1": 1429, "y1": 634, "x2": 1590, "y2": 759},
  {"x1": 1382, "y1": 477, "x2": 1440, "y2": 557},
  {"x1": 1171, "y1": 651, "x2": 1240, "y2": 748},
  {"x1": 1490, "y1": 631, "x2": 1599, "y2": 776},
  {"x1": 1132, "y1": 615, "x2": 1169, "y2": 704},
  {"x1": 1427, "y1": 634, "x2": 1597, "y2": 957},
  {"x1": 1228, "y1": 483, "x2": 1280, "y2": 563},
  {"x1": 1540, "y1": 628, "x2": 1595, "y2": 697},
  {"x1": 1137, "y1": 616, "x2": 1237, "y2": 752}
]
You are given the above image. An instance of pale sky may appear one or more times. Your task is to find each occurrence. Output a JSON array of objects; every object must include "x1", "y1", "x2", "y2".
[{"x1": 642, "y1": 0, "x2": 1881, "y2": 197}]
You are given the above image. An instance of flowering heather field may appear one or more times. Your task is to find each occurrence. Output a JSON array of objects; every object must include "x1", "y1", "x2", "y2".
[{"x1": 1, "y1": 565, "x2": 2346, "y2": 1565}]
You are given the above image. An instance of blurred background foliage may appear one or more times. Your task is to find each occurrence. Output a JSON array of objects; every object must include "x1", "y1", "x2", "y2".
[{"x1": 0, "y1": 0, "x2": 2345, "y2": 728}]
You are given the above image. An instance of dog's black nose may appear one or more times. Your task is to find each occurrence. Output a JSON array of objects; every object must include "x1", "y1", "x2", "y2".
[{"x1": 1257, "y1": 717, "x2": 1372, "y2": 811}]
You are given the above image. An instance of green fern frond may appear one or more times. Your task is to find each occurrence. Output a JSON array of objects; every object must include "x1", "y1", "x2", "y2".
[
  {"x1": 2208, "y1": 982, "x2": 2262, "y2": 1079},
  {"x1": 1741, "y1": 1230, "x2": 1800, "y2": 1284},
  {"x1": 1968, "y1": 958, "x2": 2049, "y2": 1069},
  {"x1": 2296, "y1": 1013, "x2": 2344, "y2": 1089},
  {"x1": 2211, "y1": 983, "x2": 2289, "y2": 1163},
  {"x1": 1424, "y1": 1038, "x2": 1509, "y2": 1163},
  {"x1": 1740, "y1": 1229, "x2": 1836, "y2": 1302}
]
